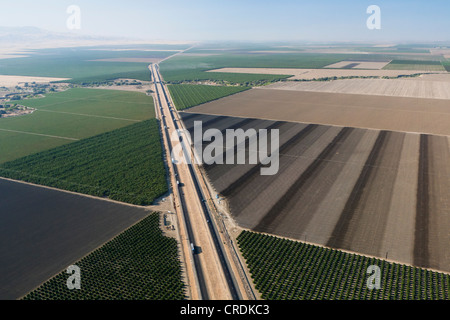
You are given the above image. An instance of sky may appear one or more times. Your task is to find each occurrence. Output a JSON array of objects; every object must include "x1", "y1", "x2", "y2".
[{"x1": 0, "y1": 0, "x2": 449, "y2": 43}]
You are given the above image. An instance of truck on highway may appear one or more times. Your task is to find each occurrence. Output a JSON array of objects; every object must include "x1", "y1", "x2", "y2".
[{"x1": 191, "y1": 243, "x2": 195, "y2": 253}]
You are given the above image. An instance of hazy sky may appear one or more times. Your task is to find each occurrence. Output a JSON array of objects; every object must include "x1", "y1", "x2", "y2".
[{"x1": 1, "y1": 0, "x2": 449, "y2": 42}]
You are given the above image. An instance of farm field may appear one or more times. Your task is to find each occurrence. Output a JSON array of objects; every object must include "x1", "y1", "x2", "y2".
[
  {"x1": 0, "y1": 119, "x2": 167, "y2": 205},
  {"x1": 63, "y1": 69, "x2": 152, "y2": 84},
  {"x1": 0, "y1": 75, "x2": 69, "y2": 87},
  {"x1": 263, "y1": 78, "x2": 450, "y2": 100},
  {"x1": 180, "y1": 112, "x2": 450, "y2": 273},
  {"x1": 160, "y1": 52, "x2": 351, "y2": 70},
  {"x1": 186, "y1": 88, "x2": 450, "y2": 136},
  {"x1": 0, "y1": 47, "x2": 177, "y2": 83},
  {"x1": 168, "y1": 84, "x2": 249, "y2": 110},
  {"x1": 324, "y1": 60, "x2": 391, "y2": 69},
  {"x1": 207, "y1": 67, "x2": 438, "y2": 80},
  {"x1": 0, "y1": 88, "x2": 154, "y2": 163},
  {"x1": 159, "y1": 52, "x2": 359, "y2": 84},
  {"x1": 161, "y1": 68, "x2": 291, "y2": 85},
  {"x1": 443, "y1": 61, "x2": 450, "y2": 72},
  {"x1": 24, "y1": 213, "x2": 185, "y2": 300},
  {"x1": 383, "y1": 59, "x2": 446, "y2": 71},
  {"x1": 159, "y1": 50, "x2": 448, "y2": 84},
  {"x1": 237, "y1": 231, "x2": 450, "y2": 300},
  {"x1": 0, "y1": 178, "x2": 153, "y2": 300}
]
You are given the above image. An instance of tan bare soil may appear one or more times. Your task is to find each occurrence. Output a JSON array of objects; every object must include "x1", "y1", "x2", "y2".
[
  {"x1": 0, "y1": 75, "x2": 69, "y2": 87},
  {"x1": 405, "y1": 73, "x2": 450, "y2": 82},
  {"x1": 207, "y1": 67, "x2": 437, "y2": 80},
  {"x1": 329, "y1": 131, "x2": 405, "y2": 257},
  {"x1": 0, "y1": 54, "x2": 28, "y2": 60},
  {"x1": 187, "y1": 88, "x2": 450, "y2": 136},
  {"x1": 262, "y1": 78, "x2": 450, "y2": 99},
  {"x1": 89, "y1": 58, "x2": 160, "y2": 63},
  {"x1": 379, "y1": 134, "x2": 419, "y2": 265},
  {"x1": 248, "y1": 50, "x2": 305, "y2": 54},
  {"x1": 180, "y1": 113, "x2": 450, "y2": 273},
  {"x1": 0, "y1": 107, "x2": 35, "y2": 118},
  {"x1": 429, "y1": 49, "x2": 450, "y2": 56},
  {"x1": 87, "y1": 49, "x2": 184, "y2": 52},
  {"x1": 324, "y1": 60, "x2": 391, "y2": 69},
  {"x1": 89, "y1": 79, "x2": 152, "y2": 94},
  {"x1": 179, "y1": 53, "x2": 220, "y2": 57},
  {"x1": 427, "y1": 136, "x2": 450, "y2": 272},
  {"x1": 304, "y1": 130, "x2": 379, "y2": 245}
]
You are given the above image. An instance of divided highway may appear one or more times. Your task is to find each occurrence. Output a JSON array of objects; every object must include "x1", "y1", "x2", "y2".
[{"x1": 151, "y1": 64, "x2": 241, "y2": 300}]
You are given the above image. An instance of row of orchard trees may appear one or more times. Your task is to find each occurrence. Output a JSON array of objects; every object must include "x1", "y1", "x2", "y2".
[
  {"x1": 0, "y1": 119, "x2": 167, "y2": 205},
  {"x1": 237, "y1": 231, "x2": 450, "y2": 300},
  {"x1": 24, "y1": 213, "x2": 186, "y2": 300},
  {"x1": 168, "y1": 84, "x2": 249, "y2": 110}
]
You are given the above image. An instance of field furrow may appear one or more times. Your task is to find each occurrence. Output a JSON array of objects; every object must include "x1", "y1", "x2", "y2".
[
  {"x1": 327, "y1": 131, "x2": 389, "y2": 248},
  {"x1": 269, "y1": 128, "x2": 369, "y2": 239},
  {"x1": 179, "y1": 112, "x2": 450, "y2": 273},
  {"x1": 218, "y1": 122, "x2": 313, "y2": 198},
  {"x1": 254, "y1": 127, "x2": 354, "y2": 234},
  {"x1": 427, "y1": 136, "x2": 450, "y2": 271},
  {"x1": 414, "y1": 134, "x2": 430, "y2": 267},
  {"x1": 379, "y1": 133, "x2": 419, "y2": 265},
  {"x1": 239, "y1": 126, "x2": 341, "y2": 229},
  {"x1": 331, "y1": 131, "x2": 405, "y2": 257},
  {"x1": 303, "y1": 129, "x2": 379, "y2": 244}
]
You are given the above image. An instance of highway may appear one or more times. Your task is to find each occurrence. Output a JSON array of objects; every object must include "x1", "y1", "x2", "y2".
[
  {"x1": 150, "y1": 64, "x2": 241, "y2": 300},
  {"x1": 151, "y1": 64, "x2": 208, "y2": 299}
]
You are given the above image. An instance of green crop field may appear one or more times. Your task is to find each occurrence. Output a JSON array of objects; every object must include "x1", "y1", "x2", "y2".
[
  {"x1": 0, "y1": 47, "x2": 175, "y2": 83},
  {"x1": 0, "y1": 88, "x2": 154, "y2": 163},
  {"x1": 64, "y1": 69, "x2": 152, "y2": 84},
  {"x1": 237, "y1": 231, "x2": 450, "y2": 300},
  {"x1": 23, "y1": 213, "x2": 186, "y2": 300},
  {"x1": 168, "y1": 84, "x2": 249, "y2": 110},
  {"x1": 161, "y1": 53, "x2": 355, "y2": 70},
  {"x1": 160, "y1": 52, "x2": 434, "y2": 84},
  {"x1": 443, "y1": 60, "x2": 450, "y2": 72},
  {"x1": 160, "y1": 53, "x2": 349, "y2": 84},
  {"x1": 0, "y1": 119, "x2": 167, "y2": 205},
  {"x1": 353, "y1": 46, "x2": 431, "y2": 54},
  {"x1": 383, "y1": 59, "x2": 446, "y2": 71},
  {"x1": 20, "y1": 88, "x2": 154, "y2": 120},
  {"x1": 162, "y1": 68, "x2": 290, "y2": 85}
]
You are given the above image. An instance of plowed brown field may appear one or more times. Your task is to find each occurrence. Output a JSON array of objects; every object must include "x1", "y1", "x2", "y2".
[
  {"x1": 187, "y1": 89, "x2": 450, "y2": 136},
  {"x1": 180, "y1": 112, "x2": 450, "y2": 273}
]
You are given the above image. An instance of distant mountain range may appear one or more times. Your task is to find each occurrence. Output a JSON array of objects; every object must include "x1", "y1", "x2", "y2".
[{"x1": 0, "y1": 26, "x2": 140, "y2": 49}]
